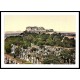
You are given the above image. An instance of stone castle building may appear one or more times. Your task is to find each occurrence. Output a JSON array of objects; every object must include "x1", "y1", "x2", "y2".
[{"x1": 26, "y1": 26, "x2": 54, "y2": 34}]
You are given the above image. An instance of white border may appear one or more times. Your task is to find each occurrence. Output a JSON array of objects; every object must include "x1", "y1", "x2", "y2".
[
  {"x1": 2, "y1": 12, "x2": 78, "y2": 15},
  {"x1": 1, "y1": 12, "x2": 79, "y2": 68}
]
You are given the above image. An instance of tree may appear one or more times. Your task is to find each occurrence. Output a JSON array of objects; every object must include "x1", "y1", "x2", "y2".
[
  {"x1": 15, "y1": 47, "x2": 20, "y2": 57},
  {"x1": 24, "y1": 35, "x2": 34, "y2": 43},
  {"x1": 43, "y1": 54, "x2": 60, "y2": 64},
  {"x1": 31, "y1": 47, "x2": 37, "y2": 52},
  {"x1": 60, "y1": 49, "x2": 75, "y2": 64},
  {"x1": 5, "y1": 43, "x2": 11, "y2": 53}
]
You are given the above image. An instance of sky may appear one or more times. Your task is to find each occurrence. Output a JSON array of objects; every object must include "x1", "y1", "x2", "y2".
[{"x1": 4, "y1": 15, "x2": 76, "y2": 32}]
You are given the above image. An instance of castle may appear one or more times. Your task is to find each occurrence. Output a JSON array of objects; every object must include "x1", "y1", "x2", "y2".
[{"x1": 26, "y1": 26, "x2": 54, "y2": 34}]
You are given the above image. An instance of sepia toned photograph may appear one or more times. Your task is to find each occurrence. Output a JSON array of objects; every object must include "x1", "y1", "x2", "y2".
[{"x1": 1, "y1": 12, "x2": 79, "y2": 68}]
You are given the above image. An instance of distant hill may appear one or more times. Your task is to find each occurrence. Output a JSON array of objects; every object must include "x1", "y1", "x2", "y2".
[
  {"x1": 56, "y1": 31, "x2": 75, "y2": 34},
  {"x1": 5, "y1": 31, "x2": 22, "y2": 39},
  {"x1": 5, "y1": 31, "x2": 22, "y2": 34}
]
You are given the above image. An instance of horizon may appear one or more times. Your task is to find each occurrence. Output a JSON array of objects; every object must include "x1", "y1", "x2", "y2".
[
  {"x1": 5, "y1": 30, "x2": 75, "y2": 33},
  {"x1": 5, "y1": 26, "x2": 75, "y2": 33}
]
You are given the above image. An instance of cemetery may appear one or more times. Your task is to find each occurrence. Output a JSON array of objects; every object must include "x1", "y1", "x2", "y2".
[
  {"x1": 4, "y1": 27, "x2": 75, "y2": 64},
  {"x1": 4, "y1": 42, "x2": 75, "y2": 64}
]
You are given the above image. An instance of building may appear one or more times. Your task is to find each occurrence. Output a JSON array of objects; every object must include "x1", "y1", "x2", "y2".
[{"x1": 26, "y1": 26, "x2": 54, "y2": 34}]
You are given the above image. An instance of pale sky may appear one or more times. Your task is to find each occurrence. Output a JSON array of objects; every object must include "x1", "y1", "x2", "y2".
[{"x1": 4, "y1": 15, "x2": 76, "y2": 32}]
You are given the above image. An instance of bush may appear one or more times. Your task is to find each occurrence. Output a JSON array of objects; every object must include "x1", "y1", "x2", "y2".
[{"x1": 5, "y1": 43, "x2": 11, "y2": 53}]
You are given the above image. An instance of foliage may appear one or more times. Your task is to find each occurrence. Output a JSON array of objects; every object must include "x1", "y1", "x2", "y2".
[
  {"x1": 5, "y1": 32, "x2": 75, "y2": 53},
  {"x1": 43, "y1": 49, "x2": 75, "y2": 64},
  {"x1": 5, "y1": 42, "x2": 11, "y2": 53},
  {"x1": 43, "y1": 55, "x2": 60, "y2": 64}
]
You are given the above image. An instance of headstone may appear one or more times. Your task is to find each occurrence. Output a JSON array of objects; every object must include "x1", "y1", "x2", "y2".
[
  {"x1": 11, "y1": 44, "x2": 16, "y2": 54},
  {"x1": 26, "y1": 56, "x2": 29, "y2": 61},
  {"x1": 36, "y1": 59, "x2": 39, "y2": 64},
  {"x1": 31, "y1": 56, "x2": 34, "y2": 63}
]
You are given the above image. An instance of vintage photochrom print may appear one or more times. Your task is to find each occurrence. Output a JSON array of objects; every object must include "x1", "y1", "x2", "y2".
[{"x1": 1, "y1": 12, "x2": 79, "y2": 68}]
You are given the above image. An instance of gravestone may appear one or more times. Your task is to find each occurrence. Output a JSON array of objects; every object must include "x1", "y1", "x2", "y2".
[{"x1": 11, "y1": 44, "x2": 16, "y2": 54}]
